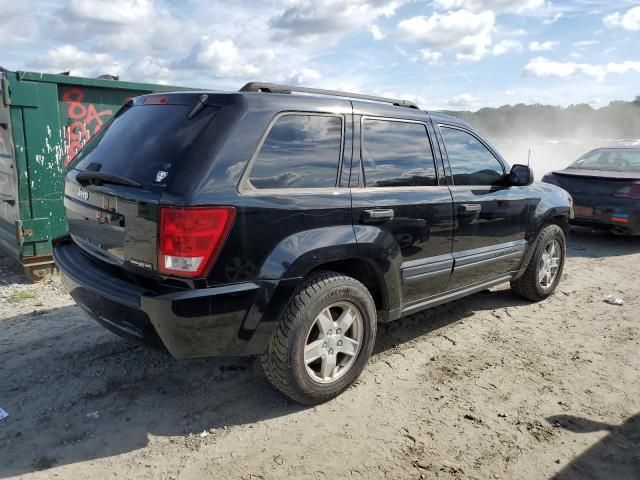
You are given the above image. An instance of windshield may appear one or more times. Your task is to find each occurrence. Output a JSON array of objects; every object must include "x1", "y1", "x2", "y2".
[
  {"x1": 569, "y1": 148, "x2": 640, "y2": 173},
  {"x1": 69, "y1": 103, "x2": 218, "y2": 186}
]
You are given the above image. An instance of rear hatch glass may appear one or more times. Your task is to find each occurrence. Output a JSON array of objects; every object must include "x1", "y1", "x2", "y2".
[
  {"x1": 69, "y1": 98, "x2": 218, "y2": 187},
  {"x1": 65, "y1": 94, "x2": 218, "y2": 274}
]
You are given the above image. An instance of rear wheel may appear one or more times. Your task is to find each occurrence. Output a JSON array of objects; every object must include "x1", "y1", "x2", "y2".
[
  {"x1": 511, "y1": 224, "x2": 566, "y2": 301},
  {"x1": 261, "y1": 271, "x2": 377, "y2": 405}
]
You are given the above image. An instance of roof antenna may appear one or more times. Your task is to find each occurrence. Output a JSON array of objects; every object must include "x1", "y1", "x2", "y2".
[{"x1": 527, "y1": 148, "x2": 531, "y2": 167}]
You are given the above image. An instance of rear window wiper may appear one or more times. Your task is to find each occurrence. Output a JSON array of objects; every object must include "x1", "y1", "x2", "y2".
[{"x1": 76, "y1": 171, "x2": 142, "y2": 188}]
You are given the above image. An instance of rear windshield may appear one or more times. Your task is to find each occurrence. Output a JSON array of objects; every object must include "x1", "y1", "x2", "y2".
[
  {"x1": 570, "y1": 149, "x2": 640, "y2": 173},
  {"x1": 69, "y1": 104, "x2": 217, "y2": 186}
]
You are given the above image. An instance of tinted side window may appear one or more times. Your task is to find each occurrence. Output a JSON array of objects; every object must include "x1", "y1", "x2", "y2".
[
  {"x1": 249, "y1": 114, "x2": 343, "y2": 189},
  {"x1": 440, "y1": 127, "x2": 505, "y2": 186},
  {"x1": 362, "y1": 119, "x2": 437, "y2": 187}
]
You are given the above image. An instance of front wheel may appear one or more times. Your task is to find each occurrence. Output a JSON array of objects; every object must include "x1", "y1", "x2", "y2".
[
  {"x1": 511, "y1": 224, "x2": 566, "y2": 301},
  {"x1": 261, "y1": 271, "x2": 377, "y2": 405}
]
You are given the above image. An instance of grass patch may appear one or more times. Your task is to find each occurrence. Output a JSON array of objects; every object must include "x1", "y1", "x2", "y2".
[{"x1": 8, "y1": 290, "x2": 37, "y2": 303}]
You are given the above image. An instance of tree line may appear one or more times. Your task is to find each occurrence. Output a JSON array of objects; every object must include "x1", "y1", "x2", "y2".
[{"x1": 443, "y1": 96, "x2": 640, "y2": 140}]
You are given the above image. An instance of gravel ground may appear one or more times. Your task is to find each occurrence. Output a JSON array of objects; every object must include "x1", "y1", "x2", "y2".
[{"x1": 0, "y1": 228, "x2": 638, "y2": 480}]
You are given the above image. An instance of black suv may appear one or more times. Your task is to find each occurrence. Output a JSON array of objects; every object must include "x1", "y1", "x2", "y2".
[{"x1": 54, "y1": 83, "x2": 572, "y2": 404}]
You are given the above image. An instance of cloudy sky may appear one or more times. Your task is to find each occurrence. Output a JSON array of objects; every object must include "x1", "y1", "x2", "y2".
[{"x1": 2, "y1": 0, "x2": 639, "y2": 110}]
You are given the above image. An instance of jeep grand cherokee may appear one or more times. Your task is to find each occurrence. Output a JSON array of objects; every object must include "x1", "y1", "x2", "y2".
[{"x1": 54, "y1": 83, "x2": 572, "y2": 405}]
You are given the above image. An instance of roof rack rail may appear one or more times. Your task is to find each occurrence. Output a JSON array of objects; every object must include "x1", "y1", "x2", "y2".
[{"x1": 239, "y1": 82, "x2": 419, "y2": 109}]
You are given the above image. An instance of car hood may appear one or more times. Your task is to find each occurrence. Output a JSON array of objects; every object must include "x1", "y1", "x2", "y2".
[{"x1": 553, "y1": 168, "x2": 640, "y2": 181}]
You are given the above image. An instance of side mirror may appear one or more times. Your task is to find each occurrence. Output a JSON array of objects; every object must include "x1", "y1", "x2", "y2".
[{"x1": 509, "y1": 164, "x2": 534, "y2": 186}]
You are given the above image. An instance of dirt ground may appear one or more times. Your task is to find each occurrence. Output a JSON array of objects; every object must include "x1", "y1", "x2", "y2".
[{"x1": 1, "y1": 227, "x2": 638, "y2": 480}]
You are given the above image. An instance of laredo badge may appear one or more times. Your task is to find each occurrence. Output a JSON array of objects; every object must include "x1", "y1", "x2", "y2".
[{"x1": 155, "y1": 170, "x2": 168, "y2": 183}]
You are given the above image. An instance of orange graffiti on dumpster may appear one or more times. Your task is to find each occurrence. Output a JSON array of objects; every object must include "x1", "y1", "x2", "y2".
[{"x1": 63, "y1": 88, "x2": 112, "y2": 165}]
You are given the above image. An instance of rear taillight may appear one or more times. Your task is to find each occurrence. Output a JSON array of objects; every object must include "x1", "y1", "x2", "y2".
[
  {"x1": 144, "y1": 95, "x2": 169, "y2": 105},
  {"x1": 158, "y1": 206, "x2": 236, "y2": 278},
  {"x1": 613, "y1": 181, "x2": 640, "y2": 199}
]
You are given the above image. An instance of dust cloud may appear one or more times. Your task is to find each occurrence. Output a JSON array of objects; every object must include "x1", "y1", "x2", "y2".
[
  {"x1": 491, "y1": 137, "x2": 640, "y2": 179},
  {"x1": 447, "y1": 98, "x2": 640, "y2": 179}
]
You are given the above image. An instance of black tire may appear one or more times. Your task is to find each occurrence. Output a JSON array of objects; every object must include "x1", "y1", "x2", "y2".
[
  {"x1": 261, "y1": 271, "x2": 377, "y2": 405},
  {"x1": 511, "y1": 224, "x2": 566, "y2": 302}
]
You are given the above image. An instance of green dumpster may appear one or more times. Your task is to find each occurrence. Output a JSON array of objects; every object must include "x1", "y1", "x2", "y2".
[{"x1": 0, "y1": 69, "x2": 189, "y2": 280}]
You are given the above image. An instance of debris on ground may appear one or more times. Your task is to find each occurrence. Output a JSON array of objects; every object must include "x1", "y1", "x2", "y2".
[
  {"x1": 0, "y1": 230, "x2": 639, "y2": 479},
  {"x1": 0, "y1": 407, "x2": 8, "y2": 422},
  {"x1": 604, "y1": 294, "x2": 625, "y2": 306}
]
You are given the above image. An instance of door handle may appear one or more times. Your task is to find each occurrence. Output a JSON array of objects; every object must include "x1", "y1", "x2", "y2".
[
  {"x1": 363, "y1": 208, "x2": 395, "y2": 222},
  {"x1": 458, "y1": 203, "x2": 481, "y2": 214}
]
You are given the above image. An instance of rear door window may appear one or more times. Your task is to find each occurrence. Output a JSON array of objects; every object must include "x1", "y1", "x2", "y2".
[
  {"x1": 439, "y1": 126, "x2": 505, "y2": 186},
  {"x1": 361, "y1": 119, "x2": 437, "y2": 187},
  {"x1": 70, "y1": 104, "x2": 218, "y2": 187},
  {"x1": 248, "y1": 114, "x2": 343, "y2": 189}
]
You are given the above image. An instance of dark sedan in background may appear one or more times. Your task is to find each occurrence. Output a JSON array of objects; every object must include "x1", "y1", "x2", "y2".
[{"x1": 542, "y1": 147, "x2": 640, "y2": 236}]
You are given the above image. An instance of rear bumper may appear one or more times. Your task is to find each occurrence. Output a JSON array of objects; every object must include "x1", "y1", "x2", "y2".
[
  {"x1": 54, "y1": 241, "x2": 287, "y2": 359},
  {"x1": 570, "y1": 202, "x2": 640, "y2": 235}
]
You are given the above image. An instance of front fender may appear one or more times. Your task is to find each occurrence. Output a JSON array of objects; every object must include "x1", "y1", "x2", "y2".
[
  {"x1": 529, "y1": 183, "x2": 572, "y2": 239},
  {"x1": 514, "y1": 182, "x2": 572, "y2": 280}
]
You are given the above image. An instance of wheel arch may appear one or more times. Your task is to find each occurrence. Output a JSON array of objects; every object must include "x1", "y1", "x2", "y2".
[
  {"x1": 514, "y1": 213, "x2": 569, "y2": 281},
  {"x1": 306, "y1": 257, "x2": 390, "y2": 316}
]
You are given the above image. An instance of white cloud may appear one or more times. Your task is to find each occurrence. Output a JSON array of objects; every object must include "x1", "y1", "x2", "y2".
[
  {"x1": 28, "y1": 44, "x2": 122, "y2": 77},
  {"x1": 397, "y1": 10, "x2": 495, "y2": 62},
  {"x1": 369, "y1": 24, "x2": 385, "y2": 40},
  {"x1": 573, "y1": 40, "x2": 599, "y2": 48},
  {"x1": 604, "y1": 6, "x2": 640, "y2": 31},
  {"x1": 543, "y1": 12, "x2": 563, "y2": 25},
  {"x1": 434, "y1": 0, "x2": 543, "y2": 13},
  {"x1": 523, "y1": 56, "x2": 640, "y2": 82},
  {"x1": 528, "y1": 40, "x2": 558, "y2": 52},
  {"x1": 420, "y1": 49, "x2": 443, "y2": 64},
  {"x1": 509, "y1": 28, "x2": 527, "y2": 36},
  {"x1": 181, "y1": 38, "x2": 259, "y2": 77},
  {"x1": 271, "y1": 0, "x2": 406, "y2": 44},
  {"x1": 492, "y1": 39, "x2": 522, "y2": 56},
  {"x1": 448, "y1": 92, "x2": 480, "y2": 109},
  {"x1": 66, "y1": 0, "x2": 153, "y2": 24},
  {"x1": 0, "y1": 3, "x2": 43, "y2": 43},
  {"x1": 127, "y1": 56, "x2": 172, "y2": 84},
  {"x1": 606, "y1": 61, "x2": 640, "y2": 75},
  {"x1": 284, "y1": 68, "x2": 322, "y2": 85}
]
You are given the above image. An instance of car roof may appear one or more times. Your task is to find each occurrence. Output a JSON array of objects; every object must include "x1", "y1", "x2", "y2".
[
  {"x1": 590, "y1": 146, "x2": 640, "y2": 150},
  {"x1": 154, "y1": 89, "x2": 478, "y2": 130},
  {"x1": 237, "y1": 90, "x2": 476, "y2": 128},
  {"x1": 427, "y1": 111, "x2": 473, "y2": 129}
]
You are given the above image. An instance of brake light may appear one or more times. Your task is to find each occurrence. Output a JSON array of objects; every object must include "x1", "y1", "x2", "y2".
[
  {"x1": 158, "y1": 206, "x2": 236, "y2": 278},
  {"x1": 144, "y1": 95, "x2": 169, "y2": 105},
  {"x1": 613, "y1": 181, "x2": 640, "y2": 199}
]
